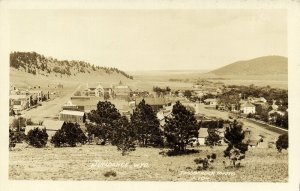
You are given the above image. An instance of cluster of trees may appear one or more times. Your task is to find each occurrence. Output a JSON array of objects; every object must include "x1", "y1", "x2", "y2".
[
  {"x1": 226, "y1": 84, "x2": 288, "y2": 111},
  {"x1": 269, "y1": 112, "x2": 289, "y2": 129},
  {"x1": 86, "y1": 100, "x2": 163, "y2": 155},
  {"x1": 10, "y1": 51, "x2": 133, "y2": 79},
  {"x1": 153, "y1": 86, "x2": 171, "y2": 97}
]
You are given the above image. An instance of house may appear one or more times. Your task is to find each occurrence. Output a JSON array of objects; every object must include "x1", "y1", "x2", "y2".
[
  {"x1": 86, "y1": 83, "x2": 98, "y2": 97},
  {"x1": 243, "y1": 128, "x2": 263, "y2": 148},
  {"x1": 59, "y1": 110, "x2": 86, "y2": 124},
  {"x1": 28, "y1": 90, "x2": 43, "y2": 103},
  {"x1": 240, "y1": 102, "x2": 256, "y2": 114},
  {"x1": 203, "y1": 98, "x2": 217, "y2": 106},
  {"x1": 43, "y1": 119, "x2": 65, "y2": 138},
  {"x1": 135, "y1": 97, "x2": 172, "y2": 113},
  {"x1": 70, "y1": 96, "x2": 102, "y2": 112},
  {"x1": 9, "y1": 94, "x2": 31, "y2": 114},
  {"x1": 198, "y1": 128, "x2": 209, "y2": 145},
  {"x1": 101, "y1": 83, "x2": 112, "y2": 99},
  {"x1": 112, "y1": 82, "x2": 131, "y2": 99}
]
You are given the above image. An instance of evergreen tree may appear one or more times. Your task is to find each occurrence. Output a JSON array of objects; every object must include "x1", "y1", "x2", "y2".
[
  {"x1": 51, "y1": 122, "x2": 87, "y2": 147},
  {"x1": 164, "y1": 101, "x2": 200, "y2": 152},
  {"x1": 87, "y1": 101, "x2": 121, "y2": 143},
  {"x1": 131, "y1": 99, "x2": 163, "y2": 147},
  {"x1": 26, "y1": 128, "x2": 48, "y2": 148},
  {"x1": 276, "y1": 133, "x2": 288, "y2": 152},
  {"x1": 111, "y1": 116, "x2": 137, "y2": 155},
  {"x1": 205, "y1": 128, "x2": 221, "y2": 147},
  {"x1": 223, "y1": 120, "x2": 248, "y2": 167}
]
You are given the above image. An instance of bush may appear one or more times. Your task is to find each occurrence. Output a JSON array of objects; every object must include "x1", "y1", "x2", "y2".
[
  {"x1": 51, "y1": 122, "x2": 87, "y2": 147},
  {"x1": 276, "y1": 133, "x2": 288, "y2": 152},
  {"x1": 26, "y1": 128, "x2": 48, "y2": 148},
  {"x1": 9, "y1": 129, "x2": 17, "y2": 149},
  {"x1": 194, "y1": 154, "x2": 217, "y2": 170},
  {"x1": 103, "y1": 170, "x2": 117, "y2": 177}
]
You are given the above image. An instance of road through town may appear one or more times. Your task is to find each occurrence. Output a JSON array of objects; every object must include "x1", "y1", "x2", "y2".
[{"x1": 22, "y1": 83, "x2": 82, "y2": 122}]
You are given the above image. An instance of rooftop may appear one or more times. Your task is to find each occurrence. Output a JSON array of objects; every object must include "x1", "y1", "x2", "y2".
[
  {"x1": 43, "y1": 120, "x2": 65, "y2": 131},
  {"x1": 136, "y1": 97, "x2": 170, "y2": 106},
  {"x1": 60, "y1": 110, "x2": 85, "y2": 116}
]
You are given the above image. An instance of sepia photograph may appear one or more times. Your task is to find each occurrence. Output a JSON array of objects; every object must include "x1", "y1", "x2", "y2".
[{"x1": 1, "y1": 0, "x2": 300, "y2": 191}]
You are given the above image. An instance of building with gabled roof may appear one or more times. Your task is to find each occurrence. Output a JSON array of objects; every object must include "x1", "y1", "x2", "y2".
[
  {"x1": 240, "y1": 102, "x2": 256, "y2": 114},
  {"x1": 43, "y1": 119, "x2": 66, "y2": 138}
]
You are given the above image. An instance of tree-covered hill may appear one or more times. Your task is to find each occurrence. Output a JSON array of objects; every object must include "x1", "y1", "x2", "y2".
[{"x1": 10, "y1": 51, "x2": 133, "y2": 79}]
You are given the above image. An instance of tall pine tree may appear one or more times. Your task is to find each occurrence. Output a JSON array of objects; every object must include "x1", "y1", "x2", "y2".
[
  {"x1": 164, "y1": 101, "x2": 200, "y2": 152},
  {"x1": 87, "y1": 101, "x2": 122, "y2": 143},
  {"x1": 131, "y1": 99, "x2": 163, "y2": 147}
]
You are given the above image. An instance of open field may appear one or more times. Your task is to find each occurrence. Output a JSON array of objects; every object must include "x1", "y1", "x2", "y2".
[{"x1": 9, "y1": 144, "x2": 288, "y2": 182}]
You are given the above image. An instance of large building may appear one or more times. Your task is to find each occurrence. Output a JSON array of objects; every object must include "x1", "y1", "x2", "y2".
[
  {"x1": 86, "y1": 83, "x2": 112, "y2": 98},
  {"x1": 112, "y1": 82, "x2": 131, "y2": 100}
]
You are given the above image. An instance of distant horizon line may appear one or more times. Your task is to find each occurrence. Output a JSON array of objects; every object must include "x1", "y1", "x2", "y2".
[{"x1": 10, "y1": 50, "x2": 287, "y2": 73}]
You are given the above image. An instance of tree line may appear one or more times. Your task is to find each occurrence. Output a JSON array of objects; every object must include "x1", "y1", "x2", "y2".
[{"x1": 10, "y1": 51, "x2": 133, "y2": 79}]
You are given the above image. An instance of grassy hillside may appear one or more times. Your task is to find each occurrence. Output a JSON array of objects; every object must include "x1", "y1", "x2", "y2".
[
  {"x1": 9, "y1": 144, "x2": 287, "y2": 182},
  {"x1": 209, "y1": 56, "x2": 288, "y2": 76}
]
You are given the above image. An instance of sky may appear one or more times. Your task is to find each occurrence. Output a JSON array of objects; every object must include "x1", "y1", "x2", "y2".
[{"x1": 9, "y1": 9, "x2": 287, "y2": 71}]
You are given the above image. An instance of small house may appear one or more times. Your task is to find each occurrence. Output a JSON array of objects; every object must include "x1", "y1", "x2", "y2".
[
  {"x1": 203, "y1": 98, "x2": 217, "y2": 106},
  {"x1": 198, "y1": 128, "x2": 209, "y2": 145},
  {"x1": 240, "y1": 102, "x2": 256, "y2": 114},
  {"x1": 59, "y1": 110, "x2": 86, "y2": 124}
]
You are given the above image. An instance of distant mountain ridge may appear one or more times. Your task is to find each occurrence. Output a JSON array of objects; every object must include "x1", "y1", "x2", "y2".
[
  {"x1": 209, "y1": 56, "x2": 288, "y2": 76},
  {"x1": 10, "y1": 51, "x2": 133, "y2": 79}
]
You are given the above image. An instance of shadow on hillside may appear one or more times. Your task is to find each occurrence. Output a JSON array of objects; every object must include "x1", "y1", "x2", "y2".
[{"x1": 159, "y1": 149, "x2": 200, "y2": 157}]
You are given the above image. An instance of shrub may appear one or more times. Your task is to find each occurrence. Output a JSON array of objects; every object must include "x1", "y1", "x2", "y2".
[
  {"x1": 9, "y1": 129, "x2": 17, "y2": 149},
  {"x1": 103, "y1": 170, "x2": 117, "y2": 177},
  {"x1": 26, "y1": 128, "x2": 48, "y2": 148},
  {"x1": 51, "y1": 122, "x2": 87, "y2": 147},
  {"x1": 276, "y1": 133, "x2": 288, "y2": 152},
  {"x1": 194, "y1": 154, "x2": 217, "y2": 170}
]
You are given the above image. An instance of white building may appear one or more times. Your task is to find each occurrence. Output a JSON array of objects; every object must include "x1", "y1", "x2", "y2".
[{"x1": 240, "y1": 102, "x2": 256, "y2": 114}]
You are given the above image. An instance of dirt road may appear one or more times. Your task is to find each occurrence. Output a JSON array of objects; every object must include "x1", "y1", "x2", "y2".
[{"x1": 22, "y1": 83, "x2": 82, "y2": 122}]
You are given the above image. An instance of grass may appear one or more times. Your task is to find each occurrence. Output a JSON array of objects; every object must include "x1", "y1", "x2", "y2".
[{"x1": 9, "y1": 143, "x2": 287, "y2": 182}]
